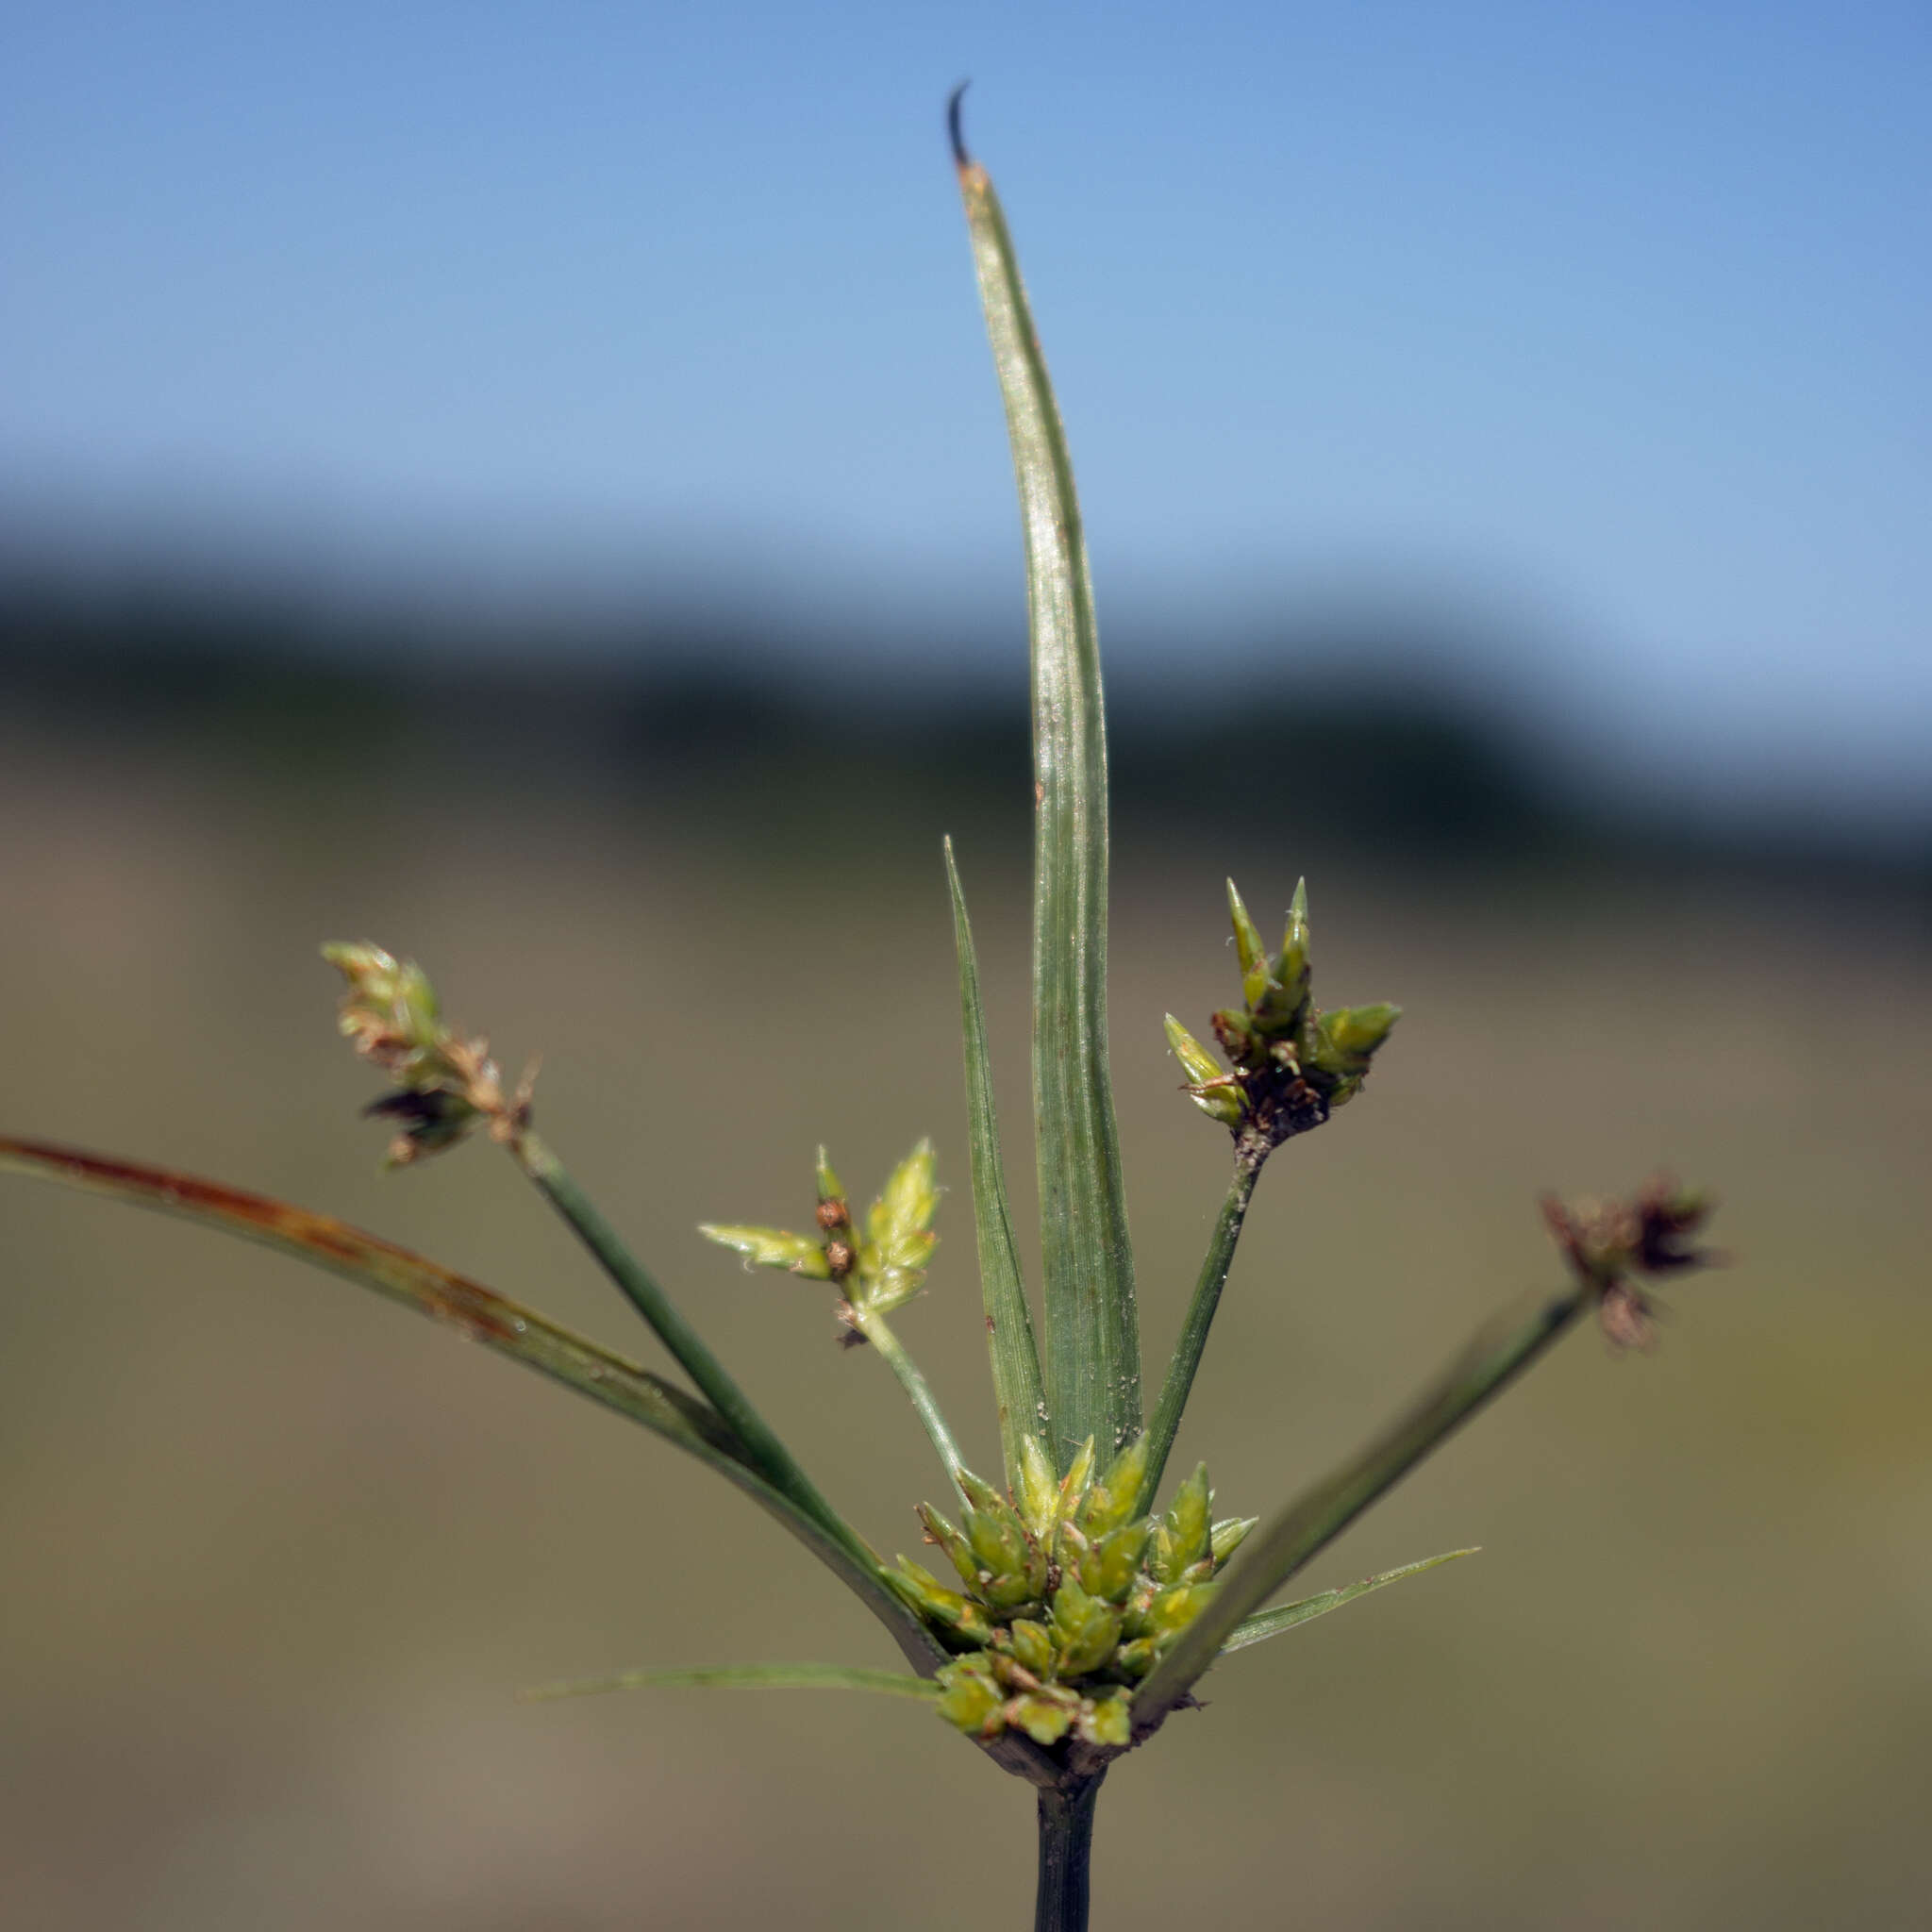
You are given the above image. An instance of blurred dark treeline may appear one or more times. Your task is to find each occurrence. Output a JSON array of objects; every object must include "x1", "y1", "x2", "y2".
[
  {"x1": 4, "y1": 570, "x2": 1926, "y2": 919},
  {"x1": 7, "y1": 566, "x2": 1932, "y2": 1931}
]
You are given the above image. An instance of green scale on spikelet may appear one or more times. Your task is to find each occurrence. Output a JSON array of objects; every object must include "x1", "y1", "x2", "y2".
[{"x1": 884, "y1": 1433, "x2": 1257, "y2": 1749}]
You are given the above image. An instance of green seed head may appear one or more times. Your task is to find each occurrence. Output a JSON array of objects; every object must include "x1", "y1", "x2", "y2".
[{"x1": 322, "y1": 941, "x2": 524, "y2": 1165}]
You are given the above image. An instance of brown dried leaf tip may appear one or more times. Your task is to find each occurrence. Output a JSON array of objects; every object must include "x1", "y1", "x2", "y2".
[
  {"x1": 322, "y1": 941, "x2": 535, "y2": 1166},
  {"x1": 1541, "y1": 1177, "x2": 1724, "y2": 1350}
]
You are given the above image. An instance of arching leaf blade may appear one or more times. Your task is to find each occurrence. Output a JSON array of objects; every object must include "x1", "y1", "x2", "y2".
[{"x1": 0, "y1": 1135, "x2": 945, "y2": 1674}]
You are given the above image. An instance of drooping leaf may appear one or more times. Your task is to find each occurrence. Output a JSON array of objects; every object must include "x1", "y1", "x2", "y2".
[
  {"x1": 521, "y1": 1662, "x2": 942, "y2": 1703},
  {"x1": 953, "y1": 103, "x2": 1140, "y2": 1468},
  {"x1": 1218, "y1": 1549, "x2": 1479, "y2": 1657},
  {"x1": 0, "y1": 1135, "x2": 945, "y2": 1675},
  {"x1": 943, "y1": 837, "x2": 1049, "y2": 1485}
]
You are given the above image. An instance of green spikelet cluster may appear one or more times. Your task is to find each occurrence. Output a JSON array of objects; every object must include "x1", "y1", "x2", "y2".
[
  {"x1": 699, "y1": 1141, "x2": 939, "y2": 1325},
  {"x1": 322, "y1": 941, "x2": 526, "y2": 1165},
  {"x1": 886, "y1": 1434, "x2": 1257, "y2": 1749},
  {"x1": 1163, "y1": 879, "x2": 1401, "y2": 1150}
]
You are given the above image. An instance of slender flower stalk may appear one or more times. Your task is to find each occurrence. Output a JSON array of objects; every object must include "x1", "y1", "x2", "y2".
[
  {"x1": 511, "y1": 1128, "x2": 877, "y2": 1572},
  {"x1": 1143, "y1": 1151, "x2": 1263, "y2": 1497},
  {"x1": 850, "y1": 1303, "x2": 970, "y2": 1505},
  {"x1": 1133, "y1": 1175, "x2": 1720, "y2": 1737}
]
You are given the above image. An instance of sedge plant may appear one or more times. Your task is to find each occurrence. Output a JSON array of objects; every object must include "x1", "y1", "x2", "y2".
[{"x1": 0, "y1": 94, "x2": 1725, "y2": 1930}]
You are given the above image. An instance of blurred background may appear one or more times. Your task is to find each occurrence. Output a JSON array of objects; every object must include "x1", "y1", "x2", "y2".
[{"x1": 3, "y1": 4, "x2": 1927, "y2": 1927}]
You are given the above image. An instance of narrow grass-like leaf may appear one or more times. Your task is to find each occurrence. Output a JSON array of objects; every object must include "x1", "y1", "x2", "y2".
[
  {"x1": 0, "y1": 1135, "x2": 945, "y2": 1674},
  {"x1": 953, "y1": 98, "x2": 1140, "y2": 1467},
  {"x1": 1133, "y1": 1282, "x2": 1591, "y2": 1737},
  {"x1": 522, "y1": 1661, "x2": 942, "y2": 1703},
  {"x1": 1218, "y1": 1548, "x2": 1479, "y2": 1657},
  {"x1": 943, "y1": 836, "x2": 1049, "y2": 1484}
]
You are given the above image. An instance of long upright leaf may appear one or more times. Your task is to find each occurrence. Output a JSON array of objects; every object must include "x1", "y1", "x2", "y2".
[
  {"x1": 953, "y1": 94, "x2": 1139, "y2": 1466},
  {"x1": 943, "y1": 836, "x2": 1050, "y2": 1484},
  {"x1": 0, "y1": 1135, "x2": 944, "y2": 1674},
  {"x1": 1133, "y1": 1281, "x2": 1591, "y2": 1737}
]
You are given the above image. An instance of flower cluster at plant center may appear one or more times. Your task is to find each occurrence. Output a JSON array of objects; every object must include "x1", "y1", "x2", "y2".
[{"x1": 896, "y1": 1433, "x2": 1253, "y2": 1748}]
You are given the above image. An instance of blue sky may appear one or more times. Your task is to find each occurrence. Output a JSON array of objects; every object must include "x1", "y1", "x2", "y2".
[{"x1": 6, "y1": 3, "x2": 1927, "y2": 824}]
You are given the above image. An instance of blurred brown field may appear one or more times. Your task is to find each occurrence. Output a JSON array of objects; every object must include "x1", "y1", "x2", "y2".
[{"x1": 2, "y1": 708, "x2": 1928, "y2": 1929}]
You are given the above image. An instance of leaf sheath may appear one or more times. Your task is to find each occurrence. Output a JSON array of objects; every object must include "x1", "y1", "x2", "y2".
[{"x1": 956, "y1": 118, "x2": 1140, "y2": 1467}]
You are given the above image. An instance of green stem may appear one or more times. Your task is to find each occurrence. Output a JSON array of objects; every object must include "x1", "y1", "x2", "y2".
[
  {"x1": 854, "y1": 1306, "x2": 970, "y2": 1507},
  {"x1": 1133, "y1": 1280, "x2": 1592, "y2": 1738},
  {"x1": 1144, "y1": 1148, "x2": 1262, "y2": 1497},
  {"x1": 511, "y1": 1129, "x2": 872, "y2": 1572},
  {"x1": 1035, "y1": 1775, "x2": 1105, "y2": 1932}
]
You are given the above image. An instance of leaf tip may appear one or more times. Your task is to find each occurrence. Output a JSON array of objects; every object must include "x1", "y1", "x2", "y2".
[{"x1": 946, "y1": 80, "x2": 973, "y2": 171}]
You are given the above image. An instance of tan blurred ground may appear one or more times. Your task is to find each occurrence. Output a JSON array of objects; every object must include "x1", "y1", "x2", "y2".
[{"x1": 2, "y1": 721, "x2": 1927, "y2": 1930}]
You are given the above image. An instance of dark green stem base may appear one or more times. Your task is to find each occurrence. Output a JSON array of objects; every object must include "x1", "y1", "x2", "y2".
[{"x1": 1036, "y1": 1775, "x2": 1105, "y2": 1932}]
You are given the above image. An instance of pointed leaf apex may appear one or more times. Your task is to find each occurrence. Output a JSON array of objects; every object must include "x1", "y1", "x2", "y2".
[
  {"x1": 1225, "y1": 880, "x2": 1265, "y2": 978},
  {"x1": 1278, "y1": 879, "x2": 1312, "y2": 993},
  {"x1": 1017, "y1": 1431, "x2": 1060, "y2": 1537},
  {"x1": 698, "y1": 1223, "x2": 834, "y2": 1279},
  {"x1": 1162, "y1": 1012, "x2": 1209, "y2": 1069},
  {"x1": 1059, "y1": 1434, "x2": 1097, "y2": 1507},
  {"x1": 1163, "y1": 1014, "x2": 1243, "y2": 1127},
  {"x1": 814, "y1": 1147, "x2": 844, "y2": 1206}
]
